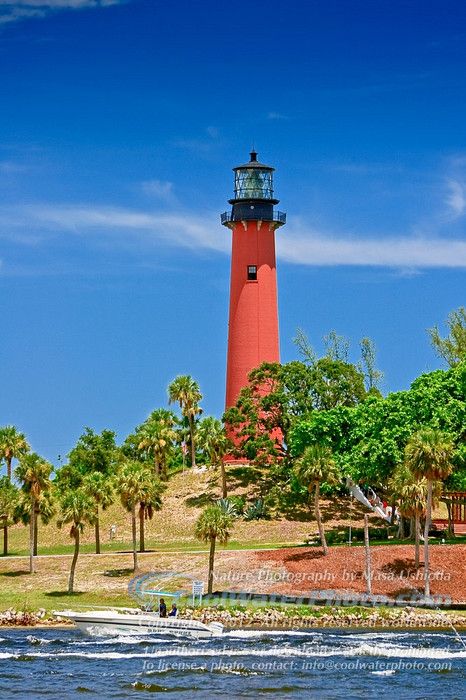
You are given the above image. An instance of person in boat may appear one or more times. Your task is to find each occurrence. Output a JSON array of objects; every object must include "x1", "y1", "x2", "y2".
[
  {"x1": 168, "y1": 604, "x2": 178, "y2": 617},
  {"x1": 159, "y1": 599, "x2": 167, "y2": 618}
]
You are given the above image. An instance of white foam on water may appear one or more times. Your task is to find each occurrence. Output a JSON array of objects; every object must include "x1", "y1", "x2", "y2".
[
  {"x1": 10, "y1": 644, "x2": 466, "y2": 661},
  {"x1": 26, "y1": 635, "x2": 54, "y2": 645},
  {"x1": 225, "y1": 630, "x2": 320, "y2": 639},
  {"x1": 70, "y1": 635, "x2": 166, "y2": 647},
  {"x1": 371, "y1": 670, "x2": 396, "y2": 676}
]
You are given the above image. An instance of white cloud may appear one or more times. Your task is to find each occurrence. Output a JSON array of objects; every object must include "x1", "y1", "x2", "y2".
[
  {"x1": 0, "y1": 204, "x2": 230, "y2": 254},
  {"x1": 0, "y1": 0, "x2": 124, "y2": 24},
  {"x1": 446, "y1": 179, "x2": 466, "y2": 216},
  {"x1": 279, "y1": 226, "x2": 466, "y2": 268},
  {"x1": 1, "y1": 203, "x2": 466, "y2": 269},
  {"x1": 141, "y1": 179, "x2": 175, "y2": 203}
]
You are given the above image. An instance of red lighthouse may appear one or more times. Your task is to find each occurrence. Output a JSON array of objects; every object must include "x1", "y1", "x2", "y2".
[{"x1": 222, "y1": 151, "x2": 286, "y2": 410}]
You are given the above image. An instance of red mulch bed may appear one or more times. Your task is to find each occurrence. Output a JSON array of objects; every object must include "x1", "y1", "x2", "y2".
[{"x1": 252, "y1": 544, "x2": 466, "y2": 602}]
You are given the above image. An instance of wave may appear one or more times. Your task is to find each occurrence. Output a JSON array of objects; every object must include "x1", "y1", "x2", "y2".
[
  {"x1": 70, "y1": 635, "x2": 168, "y2": 647},
  {"x1": 371, "y1": 670, "x2": 396, "y2": 676},
  {"x1": 26, "y1": 635, "x2": 56, "y2": 646},
  {"x1": 2, "y1": 644, "x2": 465, "y2": 661},
  {"x1": 224, "y1": 630, "x2": 321, "y2": 639}
]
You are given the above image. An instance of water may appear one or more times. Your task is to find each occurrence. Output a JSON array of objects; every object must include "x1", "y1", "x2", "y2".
[{"x1": 0, "y1": 627, "x2": 465, "y2": 698}]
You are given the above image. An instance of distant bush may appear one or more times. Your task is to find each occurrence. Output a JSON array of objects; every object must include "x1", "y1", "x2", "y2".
[
  {"x1": 244, "y1": 498, "x2": 269, "y2": 521},
  {"x1": 215, "y1": 498, "x2": 239, "y2": 518},
  {"x1": 228, "y1": 495, "x2": 246, "y2": 516}
]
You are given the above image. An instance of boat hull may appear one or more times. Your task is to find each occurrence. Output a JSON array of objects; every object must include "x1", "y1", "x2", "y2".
[{"x1": 55, "y1": 610, "x2": 222, "y2": 639}]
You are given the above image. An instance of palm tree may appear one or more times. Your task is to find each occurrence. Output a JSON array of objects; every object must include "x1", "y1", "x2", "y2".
[
  {"x1": 0, "y1": 477, "x2": 19, "y2": 556},
  {"x1": 396, "y1": 473, "x2": 427, "y2": 568},
  {"x1": 168, "y1": 375, "x2": 202, "y2": 469},
  {"x1": 116, "y1": 461, "x2": 163, "y2": 570},
  {"x1": 82, "y1": 472, "x2": 114, "y2": 554},
  {"x1": 295, "y1": 444, "x2": 340, "y2": 555},
  {"x1": 33, "y1": 489, "x2": 55, "y2": 556},
  {"x1": 195, "y1": 503, "x2": 233, "y2": 594},
  {"x1": 135, "y1": 469, "x2": 163, "y2": 553},
  {"x1": 197, "y1": 417, "x2": 230, "y2": 498},
  {"x1": 0, "y1": 426, "x2": 29, "y2": 553},
  {"x1": 15, "y1": 453, "x2": 53, "y2": 574},
  {"x1": 405, "y1": 428, "x2": 454, "y2": 596},
  {"x1": 0, "y1": 426, "x2": 29, "y2": 480},
  {"x1": 57, "y1": 488, "x2": 96, "y2": 593},
  {"x1": 388, "y1": 462, "x2": 414, "y2": 539},
  {"x1": 137, "y1": 409, "x2": 177, "y2": 479}
]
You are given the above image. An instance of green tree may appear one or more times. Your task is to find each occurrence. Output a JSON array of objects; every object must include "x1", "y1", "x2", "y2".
[
  {"x1": 307, "y1": 357, "x2": 367, "y2": 411},
  {"x1": 168, "y1": 375, "x2": 202, "y2": 468},
  {"x1": 136, "y1": 469, "x2": 163, "y2": 553},
  {"x1": 56, "y1": 429, "x2": 117, "y2": 556},
  {"x1": 389, "y1": 464, "x2": 427, "y2": 567},
  {"x1": 67, "y1": 428, "x2": 118, "y2": 477},
  {"x1": 405, "y1": 429, "x2": 454, "y2": 596},
  {"x1": 136, "y1": 409, "x2": 178, "y2": 478},
  {"x1": 0, "y1": 426, "x2": 29, "y2": 480},
  {"x1": 0, "y1": 477, "x2": 19, "y2": 556},
  {"x1": 13, "y1": 488, "x2": 55, "y2": 556},
  {"x1": 116, "y1": 461, "x2": 163, "y2": 568},
  {"x1": 294, "y1": 444, "x2": 340, "y2": 555},
  {"x1": 197, "y1": 417, "x2": 230, "y2": 498},
  {"x1": 195, "y1": 504, "x2": 233, "y2": 594},
  {"x1": 0, "y1": 426, "x2": 29, "y2": 555},
  {"x1": 57, "y1": 488, "x2": 96, "y2": 593},
  {"x1": 293, "y1": 327, "x2": 317, "y2": 364},
  {"x1": 82, "y1": 471, "x2": 114, "y2": 554},
  {"x1": 359, "y1": 337, "x2": 384, "y2": 393},
  {"x1": 324, "y1": 330, "x2": 350, "y2": 362},
  {"x1": 225, "y1": 359, "x2": 367, "y2": 470},
  {"x1": 15, "y1": 453, "x2": 53, "y2": 573},
  {"x1": 429, "y1": 307, "x2": 466, "y2": 366}
]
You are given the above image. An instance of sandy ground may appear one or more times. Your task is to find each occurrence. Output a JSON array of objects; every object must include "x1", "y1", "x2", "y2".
[{"x1": 1, "y1": 543, "x2": 465, "y2": 604}]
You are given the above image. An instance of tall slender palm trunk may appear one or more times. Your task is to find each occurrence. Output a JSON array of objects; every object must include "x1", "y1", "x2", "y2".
[
  {"x1": 68, "y1": 528, "x2": 80, "y2": 593},
  {"x1": 414, "y1": 512, "x2": 421, "y2": 569},
  {"x1": 208, "y1": 537, "x2": 216, "y2": 594},
  {"x1": 2, "y1": 516, "x2": 7, "y2": 556},
  {"x1": 4, "y1": 457, "x2": 12, "y2": 553},
  {"x1": 424, "y1": 481, "x2": 433, "y2": 597},
  {"x1": 131, "y1": 505, "x2": 138, "y2": 571},
  {"x1": 95, "y1": 506, "x2": 101, "y2": 554},
  {"x1": 29, "y1": 500, "x2": 35, "y2": 574},
  {"x1": 33, "y1": 509, "x2": 38, "y2": 556},
  {"x1": 314, "y1": 483, "x2": 328, "y2": 555},
  {"x1": 364, "y1": 514, "x2": 372, "y2": 595},
  {"x1": 189, "y1": 416, "x2": 196, "y2": 469},
  {"x1": 220, "y1": 462, "x2": 227, "y2": 499},
  {"x1": 139, "y1": 505, "x2": 145, "y2": 552}
]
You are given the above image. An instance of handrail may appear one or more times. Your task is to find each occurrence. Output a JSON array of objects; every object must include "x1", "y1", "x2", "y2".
[{"x1": 221, "y1": 210, "x2": 286, "y2": 224}]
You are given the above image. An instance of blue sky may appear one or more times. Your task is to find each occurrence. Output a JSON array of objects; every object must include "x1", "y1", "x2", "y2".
[{"x1": 0, "y1": 0, "x2": 465, "y2": 464}]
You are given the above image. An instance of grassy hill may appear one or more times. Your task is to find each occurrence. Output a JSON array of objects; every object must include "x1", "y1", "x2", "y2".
[{"x1": 1, "y1": 463, "x2": 402, "y2": 557}]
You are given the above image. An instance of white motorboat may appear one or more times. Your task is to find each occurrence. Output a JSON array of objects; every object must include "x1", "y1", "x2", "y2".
[{"x1": 54, "y1": 607, "x2": 223, "y2": 639}]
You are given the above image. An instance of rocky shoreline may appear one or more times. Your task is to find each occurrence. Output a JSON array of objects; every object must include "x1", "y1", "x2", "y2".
[{"x1": 1, "y1": 606, "x2": 466, "y2": 630}]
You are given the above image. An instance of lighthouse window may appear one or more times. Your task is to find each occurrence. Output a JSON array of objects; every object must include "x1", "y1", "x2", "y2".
[{"x1": 247, "y1": 265, "x2": 257, "y2": 281}]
